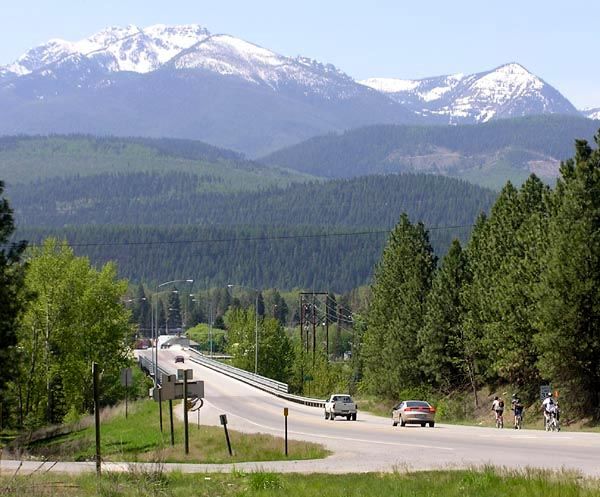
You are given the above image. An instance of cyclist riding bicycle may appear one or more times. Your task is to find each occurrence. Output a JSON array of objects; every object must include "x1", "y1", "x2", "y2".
[
  {"x1": 511, "y1": 394, "x2": 524, "y2": 429},
  {"x1": 491, "y1": 396, "x2": 504, "y2": 428},
  {"x1": 541, "y1": 392, "x2": 555, "y2": 428}
]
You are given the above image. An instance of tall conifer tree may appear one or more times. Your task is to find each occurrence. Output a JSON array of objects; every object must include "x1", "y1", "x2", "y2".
[
  {"x1": 418, "y1": 239, "x2": 469, "y2": 392},
  {"x1": 535, "y1": 135, "x2": 600, "y2": 414},
  {"x1": 362, "y1": 214, "x2": 436, "y2": 398},
  {"x1": 0, "y1": 180, "x2": 27, "y2": 414}
]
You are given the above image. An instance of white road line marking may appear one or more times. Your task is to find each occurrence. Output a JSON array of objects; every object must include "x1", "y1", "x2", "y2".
[{"x1": 202, "y1": 399, "x2": 454, "y2": 451}]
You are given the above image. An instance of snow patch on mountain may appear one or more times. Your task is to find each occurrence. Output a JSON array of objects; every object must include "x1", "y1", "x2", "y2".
[
  {"x1": 2, "y1": 24, "x2": 210, "y2": 75},
  {"x1": 582, "y1": 107, "x2": 600, "y2": 120},
  {"x1": 360, "y1": 63, "x2": 578, "y2": 123},
  {"x1": 359, "y1": 78, "x2": 420, "y2": 93},
  {"x1": 170, "y1": 34, "x2": 358, "y2": 97},
  {"x1": 0, "y1": 26, "x2": 581, "y2": 123}
]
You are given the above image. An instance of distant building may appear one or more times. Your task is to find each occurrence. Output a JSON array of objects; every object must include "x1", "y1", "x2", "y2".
[{"x1": 157, "y1": 335, "x2": 190, "y2": 349}]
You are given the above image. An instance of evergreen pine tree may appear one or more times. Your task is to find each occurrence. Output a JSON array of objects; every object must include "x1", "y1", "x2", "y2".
[
  {"x1": 362, "y1": 214, "x2": 436, "y2": 398},
  {"x1": 167, "y1": 290, "x2": 182, "y2": 332},
  {"x1": 0, "y1": 180, "x2": 27, "y2": 413},
  {"x1": 535, "y1": 135, "x2": 600, "y2": 414},
  {"x1": 418, "y1": 239, "x2": 469, "y2": 392}
]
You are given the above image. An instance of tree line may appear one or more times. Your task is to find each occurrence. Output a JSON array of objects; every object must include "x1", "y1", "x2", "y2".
[
  {"x1": 361, "y1": 132, "x2": 600, "y2": 417},
  {"x1": 9, "y1": 171, "x2": 495, "y2": 228},
  {"x1": 12, "y1": 172, "x2": 494, "y2": 292}
]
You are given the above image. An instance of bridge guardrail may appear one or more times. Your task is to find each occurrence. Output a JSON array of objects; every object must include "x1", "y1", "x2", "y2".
[
  {"x1": 187, "y1": 349, "x2": 288, "y2": 392},
  {"x1": 187, "y1": 349, "x2": 326, "y2": 408},
  {"x1": 138, "y1": 354, "x2": 169, "y2": 385}
]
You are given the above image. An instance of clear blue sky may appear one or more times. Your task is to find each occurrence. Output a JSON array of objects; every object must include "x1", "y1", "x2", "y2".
[{"x1": 2, "y1": 0, "x2": 598, "y2": 108}]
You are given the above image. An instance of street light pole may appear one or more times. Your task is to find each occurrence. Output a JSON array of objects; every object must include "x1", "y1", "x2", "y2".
[
  {"x1": 155, "y1": 279, "x2": 193, "y2": 381},
  {"x1": 254, "y1": 292, "x2": 258, "y2": 375}
]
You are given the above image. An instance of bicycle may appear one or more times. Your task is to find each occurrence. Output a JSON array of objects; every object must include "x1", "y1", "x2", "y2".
[
  {"x1": 495, "y1": 411, "x2": 504, "y2": 429},
  {"x1": 512, "y1": 404, "x2": 524, "y2": 430},
  {"x1": 514, "y1": 412, "x2": 523, "y2": 430},
  {"x1": 546, "y1": 411, "x2": 559, "y2": 432}
]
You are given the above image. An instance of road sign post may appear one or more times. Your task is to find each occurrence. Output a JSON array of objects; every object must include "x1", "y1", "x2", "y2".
[
  {"x1": 158, "y1": 387, "x2": 163, "y2": 432},
  {"x1": 169, "y1": 399, "x2": 175, "y2": 446},
  {"x1": 220, "y1": 414, "x2": 233, "y2": 456},
  {"x1": 196, "y1": 398, "x2": 204, "y2": 429},
  {"x1": 120, "y1": 367, "x2": 133, "y2": 419},
  {"x1": 283, "y1": 407, "x2": 289, "y2": 456},
  {"x1": 183, "y1": 370, "x2": 190, "y2": 455}
]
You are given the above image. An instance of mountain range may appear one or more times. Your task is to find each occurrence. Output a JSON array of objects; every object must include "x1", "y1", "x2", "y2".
[
  {"x1": 359, "y1": 63, "x2": 579, "y2": 124},
  {"x1": 0, "y1": 24, "x2": 594, "y2": 156}
]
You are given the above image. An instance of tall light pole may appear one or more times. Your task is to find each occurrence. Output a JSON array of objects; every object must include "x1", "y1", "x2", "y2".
[
  {"x1": 123, "y1": 297, "x2": 147, "y2": 342},
  {"x1": 228, "y1": 284, "x2": 260, "y2": 375},
  {"x1": 154, "y1": 279, "x2": 193, "y2": 383},
  {"x1": 189, "y1": 290, "x2": 214, "y2": 357}
]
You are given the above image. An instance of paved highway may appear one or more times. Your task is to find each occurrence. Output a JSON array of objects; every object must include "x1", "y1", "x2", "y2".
[{"x1": 141, "y1": 347, "x2": 600, "y2": 476}]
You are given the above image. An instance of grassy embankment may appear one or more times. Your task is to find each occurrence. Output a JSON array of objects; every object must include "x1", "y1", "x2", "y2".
[
  {"x1": 1, "y1": 467, "x2": 598, "y2": 497},
  {"x1": 9, "y1": 399, "x2": 327, "y2": 463}
]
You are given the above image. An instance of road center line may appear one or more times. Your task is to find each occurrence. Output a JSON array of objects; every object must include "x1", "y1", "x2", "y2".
[{"x1": 202, "y1": 399, "x2": 455, "y2": 451}]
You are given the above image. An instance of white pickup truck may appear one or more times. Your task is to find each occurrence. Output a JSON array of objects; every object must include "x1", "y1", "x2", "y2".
[{"x1": 324, "y1": 394, "x2": 357, "y2": 421}]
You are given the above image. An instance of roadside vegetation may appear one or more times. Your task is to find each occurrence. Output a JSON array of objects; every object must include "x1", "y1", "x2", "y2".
[
  {"x1": 6, "y1": 399, "x2": 327, "y2": 463},
  {"x1": 1, "y1": 129, "x2": 599, "y2": 464},
  {"x1": 1, "y1": 467, "x2": 599, "y2": 497}
]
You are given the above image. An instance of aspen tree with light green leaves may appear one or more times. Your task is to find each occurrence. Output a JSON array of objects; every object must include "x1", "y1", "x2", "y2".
[{"x1": 11, "y1": 238, "x2": 132, "y2": 428}]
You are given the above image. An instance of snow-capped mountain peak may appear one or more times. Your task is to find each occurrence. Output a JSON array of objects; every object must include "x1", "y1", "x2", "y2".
[
  {"x1": 581, "y1": 107, "x2": 600, "y2": 120},
  {"x1": 359, "y1": 62, "x2": 578, "y2": 123},
  {"x1": 2, "y1": 24, "x2": 211, "y2": 75},
  {"x1": 168, "y1": 34, "x2": 357, "y2": 96},
  {"x1": 0, "y1": 24, "x2": 583, "y2": 132},
  {"x1": 171, "y1": 34, "x2": 288, "y2": 80}
]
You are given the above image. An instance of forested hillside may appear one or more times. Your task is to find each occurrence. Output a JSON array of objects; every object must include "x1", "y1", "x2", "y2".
[
  {"x1": 0, "y1": 135, "x2": 310, "y2": 188},
  {"x1": 13, "y1": 173, "x2": 495, "y2": 291},
  {"x1": 10, "y1": 173, "x2": 495, "y2": 228},
  {"x1": 2, "y1": 134, "x2": 496, "y2": 290},
  {"x1": 262, "y1": 115, "x2": 600, "y2": 189}
]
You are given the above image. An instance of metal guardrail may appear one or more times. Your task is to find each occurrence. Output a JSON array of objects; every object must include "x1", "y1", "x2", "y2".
[
  {"x1": 138, "y1": 354, "x2": 169, "y2": 385},
  {"x1": 188, "y1": 349, "x2": 288, "y2": 392},
  {"x1": 187, "y1": 349, "x2": 326, "y2": 408},
  {"x1": 137, "y1": 348, "x2": 325, "y2": 408}
]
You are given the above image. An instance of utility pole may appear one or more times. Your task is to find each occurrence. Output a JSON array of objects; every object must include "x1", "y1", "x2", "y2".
[
  {"x1": 92, "y1": 362, "x2": 101, "y2": 476},
  {"x1": 299, "y1": 292, "x2": 329, "y2": 361},
  {"x1": 312, "y1": 294, "x2": 317, "y2": 361}
]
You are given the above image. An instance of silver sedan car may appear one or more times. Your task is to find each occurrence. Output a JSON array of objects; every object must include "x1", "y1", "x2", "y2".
[{"x1": 392, "y1": 400, "x2": 436, "y2": 427}]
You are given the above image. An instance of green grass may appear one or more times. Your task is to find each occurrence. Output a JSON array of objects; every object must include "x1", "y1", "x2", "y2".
[
  {"x1": 1, "y1": 467, "x2": 598, "y2": 497},
  {"x1": 18, "y1": 399, "x2": 327, "y2": 463}
]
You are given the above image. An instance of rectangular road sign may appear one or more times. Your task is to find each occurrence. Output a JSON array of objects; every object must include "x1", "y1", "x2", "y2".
[
  {"x1": 540, "y1": 384, "x2": 551, "y2": 400},
  {"x1": 120, "y1": 367, "x2": 133, "y2": 387},
  {"x1": 177, "y1": 369, "x2": 193, "y2": 381}
]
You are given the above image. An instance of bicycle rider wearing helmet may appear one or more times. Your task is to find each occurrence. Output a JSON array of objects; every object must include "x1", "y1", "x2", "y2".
[
  {"x1": 511, "y1": 393, "x2": 524, "y2": 428},
  {"x1": 491, "y1": 396, "x2": 504, "y2": 426},
  {"x1": 541, "y1": 392, "x2": 555, "y2": 427}
]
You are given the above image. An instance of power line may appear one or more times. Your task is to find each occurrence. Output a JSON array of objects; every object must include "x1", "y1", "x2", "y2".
[{"x1": 24, "y1": 224, "x2": 473, "y2": 249}]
